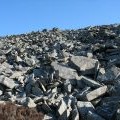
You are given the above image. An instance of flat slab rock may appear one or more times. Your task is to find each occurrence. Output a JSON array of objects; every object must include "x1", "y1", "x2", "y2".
[
  {"x1": 51, "y1": 61, "x2": 78, "y2": 80},
  {"x1": 70, "y1": 55, "x2": 98, "y2": 75},
  {"x1": 84, "y1": 86, "x2": 107, "y2": 101}
]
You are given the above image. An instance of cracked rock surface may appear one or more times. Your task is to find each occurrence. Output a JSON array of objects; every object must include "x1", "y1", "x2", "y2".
[{"x1": 0, "y1": 24, "x2": 120, "y2": 120}]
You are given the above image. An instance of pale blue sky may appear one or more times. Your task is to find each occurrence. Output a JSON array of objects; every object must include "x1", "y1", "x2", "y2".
[{"x1": 0, "y1": 0, "x2": 120, "y2": 36}]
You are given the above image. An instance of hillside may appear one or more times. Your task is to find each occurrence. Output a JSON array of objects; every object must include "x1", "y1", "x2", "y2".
[{"x1": 0, "y1": 24, "x2": 120, "y2": 120}]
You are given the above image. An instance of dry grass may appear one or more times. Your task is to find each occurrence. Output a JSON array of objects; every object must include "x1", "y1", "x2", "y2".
[{"x1": 0, "y1": 102, "x2": 44, "y2": 120}]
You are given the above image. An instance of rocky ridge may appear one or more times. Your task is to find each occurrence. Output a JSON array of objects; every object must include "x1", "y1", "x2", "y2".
[{"x1": 0, "y1": 24, "x2": 120, "y2": 120}]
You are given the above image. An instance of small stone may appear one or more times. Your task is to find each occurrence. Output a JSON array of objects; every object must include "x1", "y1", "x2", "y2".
[
  {"x1": 15, "y1": 55, "x2": 23, "y2": 62},
  {"x1": 0, "y1": 55, "x2": 6, "y2": 63},
  {"x1": 87, "y1": 52, "x2": 93, "y2": 58}
]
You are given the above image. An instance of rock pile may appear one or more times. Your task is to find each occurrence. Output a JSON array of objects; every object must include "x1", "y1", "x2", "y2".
[{"x1": 0, "y1": 24, "x2": 120, "y2": 120}]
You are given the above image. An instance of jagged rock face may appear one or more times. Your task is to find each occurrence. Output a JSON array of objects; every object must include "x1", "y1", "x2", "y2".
[{"x1": 0, "y1": 24, "x2": 120, "y2": 119}]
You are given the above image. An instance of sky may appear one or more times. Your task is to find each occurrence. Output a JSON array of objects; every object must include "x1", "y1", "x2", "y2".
[{"x1": 0, "y1": 0, "x2": 120, "y2": 36}]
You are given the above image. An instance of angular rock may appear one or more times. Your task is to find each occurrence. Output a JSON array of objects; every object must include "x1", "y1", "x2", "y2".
[
  {"x1": 58, "y1": 98, "x2": 67, "y2": 116},
  {"x1": 51, "y1": 62, "x2": 78, "y2": 80},
  {"x1": 0, "y1": 75, "x2": 16, "y2": 89},
  {"x1": 70, "y1": 55, "x2": 98, "y2": 75},
  {"x1": 77, "y1": 76, "x2": 102, "y2": 89},
  {"x1": 85, "y1": 86, "x2": 107, "y2": 101}
]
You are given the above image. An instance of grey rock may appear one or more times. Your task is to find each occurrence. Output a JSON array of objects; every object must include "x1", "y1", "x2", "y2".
[
  {"x1": 58, "y1": 98, "x2": 67, "y2": 116},
  {"x1": 24, "y1": 57, "x2": 35, "y2": 66},
  {"x1": 10, "y1": 71, "x2": 24, "y2": 78},
  {"x1": 1, "y1": 24, "x2": 120, "y2": 119},
  {"x1": 70, "y1": 55, "x2": 98, "y2": 75},
  {"x1": 51, "y1": 62, "x2": 78, "y2": 80},
  {"x1": 0, "y1": 55, "x2": 6, "y2": 63},
  {"x1": 84, "y1": 86, "x2": 107, "y2": 101},
  {"x1": 0, "y1": 75, "x2": 16, "y2": 89},
  {"x1": 77, "y1": 76, "x2": 102, "y2": 89},
  {"x1": 15, "y1": 55, "x2": 23, "y2": 62}
]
